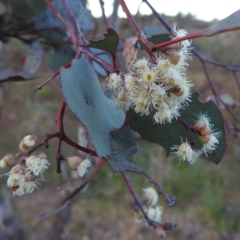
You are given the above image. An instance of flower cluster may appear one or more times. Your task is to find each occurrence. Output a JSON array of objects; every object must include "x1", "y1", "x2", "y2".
[
  {"x1": 171, "y1": 113, "x2": 221, "y2": 164},
  {"x1": 1, "y1": 135, "x2": 50, "y2": 197},
  {"x1": 135, "y1": 187, "x2": 163, "y2": 225},
  {"x1": 106, "y1": 26, "x2": 192, "y2": 124}
]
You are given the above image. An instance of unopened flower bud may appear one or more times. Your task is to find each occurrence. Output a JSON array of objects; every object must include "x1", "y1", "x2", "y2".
[
  {"x1": 19, "y1": 135, "x2": 37, "y2": 153},
  {"x1": 0, "y1": 154, "x2": 19, "y2": 168},
  {"x1": 66, "y1": 156, "x2": 82, "y2": 170},
  {"x1": 192, "y1": 119, "x2": 211, "y2": 137},
  {"x1": 165, "y1": 51, "x2": 180, "y2": 65},
  {"x1": 117, "y1": 88, "x2": 126, "y2": 101},
  {"x1": 168, "y1": 85, "x2": 183, "y2": 96}
]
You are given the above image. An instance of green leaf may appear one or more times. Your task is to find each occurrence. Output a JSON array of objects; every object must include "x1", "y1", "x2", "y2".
[
  {"x1": 45, "y1": 45, "x2": 75, "y2": 72},
  {"x1": 23, "y1": 41, "x2": 43, "y2": 74},
  {"x1": 106, "y1": 146, "x2": 176, "y2": 206},
  {"x1": 59, "y1": 57, "x2": 125, "y2": 157},
  {"x1": 82, "y1": 28, "x2": 119, "y2": 54},
  {"x1": 25, "y1": 0, "x2": 46, "y2": 15},
  {"x1": 129, "y1": 91, "x2": 227, "y2": 164},
  {"x1": 1, "y1": 0, "x2": 35, "y2": 20}
]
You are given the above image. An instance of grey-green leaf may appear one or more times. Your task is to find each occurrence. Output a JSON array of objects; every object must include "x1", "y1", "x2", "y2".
[{"x1": 59, "y1": 57, "x2": 125, "y2": 157}]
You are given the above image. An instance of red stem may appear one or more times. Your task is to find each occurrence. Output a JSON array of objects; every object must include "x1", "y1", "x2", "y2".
[
  {"x1": 118, "y1": 0, "x2": 157, "y2": 63},
  {"x1": 45, "y1": 0, "x2": 77, "y2": 47}
]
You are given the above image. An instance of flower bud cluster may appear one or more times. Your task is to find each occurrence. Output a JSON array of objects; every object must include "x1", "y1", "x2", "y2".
[
  {"x1": 1, "y1": 135, "x2": 50, "y2": 197},
  {"x1": 135, "y1": 187, "x2": 163, "y2": 225},
  {"x1": 106, "y1": 26, "x2": 192, "y2": 124}
]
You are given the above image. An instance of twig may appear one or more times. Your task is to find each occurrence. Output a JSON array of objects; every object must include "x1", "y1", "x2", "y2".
[
  {"x1": 61, "y1": 0, "x2": 87, "y2": 45},
  {"x1": 118, "y1": 0, "x2": 157, "y2": 63},
  {"x1": 99, "y1": 0, "x2": 110, "y2": 27},
  {"x1": 177, "y1": 117, "x2": 195, "y2": 145},
  {"x1": 45, "y1": 0, "x2": 77, "y2": 47}
]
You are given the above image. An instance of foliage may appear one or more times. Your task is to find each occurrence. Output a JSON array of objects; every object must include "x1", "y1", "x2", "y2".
[{"x1": 0, "y1": 0, "x2": 240, "y2": 238}]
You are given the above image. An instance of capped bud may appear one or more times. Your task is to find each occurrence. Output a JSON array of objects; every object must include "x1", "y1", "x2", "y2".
[
  {"x1": 26, "y1": 155, "x2": 50, "y2": 176},
  {"x1": 168, "y1": 85, "x2": 183, "y2": 96},
  {"x1": 192, "y1": 119, "x2": 211, "y2": 137},
  {"x1": 165, "y1": 51, "x2": 180, "y2": 65},
  {"x1": 66, "y1": 156, "x2": 82, "y2": 170},
  {"x1": 19, "y1": 135, "x2": 37, "y2": 153},
  {"x1": 117, "y1": 88, "x2": 126, "y2": 101},
  {"x1": 0, "y1": 153, "x2": 19, "y2": 168}
]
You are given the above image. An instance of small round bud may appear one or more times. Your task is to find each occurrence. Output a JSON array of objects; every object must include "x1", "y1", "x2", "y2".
[
  {"x1": 117, "y1": 88, "x2": 126, "y2": 101},
  {"x1": 168, "y1": 85, "x2": 183, "y2": 96},
  {"x1": 19, "y1": 135, "x2": 37, "y2": 153},
  {"x1": 165, "y1": 51, "x2": 180, "y2": 65},
  {"x1": 192, "y1": 119, "x2": 211, "y2": 137},
  {"x1": 66, "y1": 156, "x2": 82, "y2": 170},
  {"x1": 0, "y1": 154, "x2": 19, "y2": 168}
]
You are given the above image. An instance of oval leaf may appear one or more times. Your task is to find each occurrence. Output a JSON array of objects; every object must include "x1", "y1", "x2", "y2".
[{"x1": 59, "y1": 57, "x2": 125, "y2": 157}]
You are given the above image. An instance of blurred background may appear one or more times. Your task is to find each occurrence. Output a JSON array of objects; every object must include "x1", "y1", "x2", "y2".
[{"x1": 0, "y1": 0, "x2": 240, "y2": 239}]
